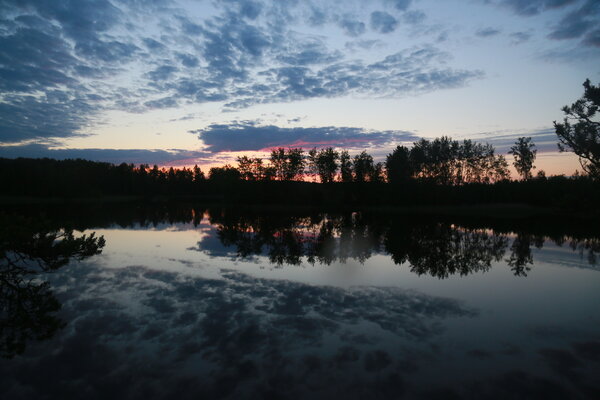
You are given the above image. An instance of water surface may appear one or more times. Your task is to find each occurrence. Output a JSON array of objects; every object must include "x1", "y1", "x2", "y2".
[{"x1": 2, "y1": 204, "x2": 599, "y2": 399}]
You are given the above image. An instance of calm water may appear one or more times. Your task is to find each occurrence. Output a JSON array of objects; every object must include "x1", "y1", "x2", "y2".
[{"x1": 2, "y1": 204, "x2": 600, "y2": 399}]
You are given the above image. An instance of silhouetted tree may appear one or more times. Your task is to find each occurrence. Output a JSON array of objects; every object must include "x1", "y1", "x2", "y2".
[
  {"x1": 270, "y1": 148, "x2": 305, "y2": 181},
  {"x1": 237, "y1": 156, "x2": 254, "y2": 181},
  {"x1": 457, "y1": 140, "x2": 509, "y2": 184},
  {"x1": 386, "y1": 145, "x2": 412, "y2": 183},
  {"x1": 306, "y1": 148, "x2": 319, "y2": 182},
  {"x1": 353, "y1": 151, "x2": 375, "y2": 182},
  {"x1": 237, "y1": 156, "x2": 265, "y2": 181},
  {"x1": 490, "y1": 153, "x2": 511, "y2": 183},
  {"x1": 193, "y1": 164, "x2": 205, "y2": 182},
  {"x1": 407, "y1": 137, "x2": 508, "y2": 184},
  {"x1": 262, "y1": 165, "x2": 277, "y2": 181},
  {"x1": 536, "y1": 170, "x2": 547, "y2": 180},
  {"x1": 339, "y1": 150, "x2": 353, "y2": 182},
  {"x1": 410, "y1": 137, "x2": 458, "y2": 184},
  {"x1": 311, "y1": 147, "x2": 339, "y2": 183},
  {"x1": 209, "y1": 164, "x2": 241, "y2": 183},
  {"x1": 554, "y1": 79, "x2": 600, "y2": 179},
  {"x1": 370, "y1": 162, "x2": 385, "y2": 183},
  {"x1": 285, "y1": 148, "x2": 305, "y2": 181},
  {"x1": 270, "y1": 148, "x2": 287, "y2": 180},
  {"x1": 509, "y1": 137, "x2": 537, "y2": 180}
]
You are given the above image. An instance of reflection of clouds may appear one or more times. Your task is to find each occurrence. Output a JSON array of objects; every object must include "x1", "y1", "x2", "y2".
[
  {"x1": 4, "y1": 207, "x2": 600, "y2": 397},
  {"x1": 0, "y1": 263, "x2": 475, "y2": 399},
  {"x1": 189, "y1": 231, "x2": 242, "y2": 259},
  {"x1": 2, "y1": 217, "x2": 599, "y2": 398}
]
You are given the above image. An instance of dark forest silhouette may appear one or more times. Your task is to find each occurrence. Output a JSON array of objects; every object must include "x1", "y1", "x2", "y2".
[{"x1": 2, "y1": 153, "x2": 598, "y2": 212}]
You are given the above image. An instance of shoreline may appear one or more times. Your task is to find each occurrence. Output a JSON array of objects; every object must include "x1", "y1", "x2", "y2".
[{"x1": 0, "y1": 194, "x2": 594, "y2": 220}]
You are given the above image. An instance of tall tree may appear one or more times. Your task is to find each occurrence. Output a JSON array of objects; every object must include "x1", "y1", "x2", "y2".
[
  {"x1": 554, "y1": 79, "x2": 600, "y2": 179},
  {"x1": 353, "y1": 151, "x2": 375, "y2": 182},
  {"x1": 408, "y1": 137, "x2": 456, "y2": 184},
  {"x1": 237, "y1": 156, "x2": 254, "y2": 180},
  {"x1": 270, "y1": 148, "x2": 288, "y2": 180},
  {"x1": 237, "y1": 156, "x2": 264, "y2": 181},
  {"x1": 284, "y1": 148, "x2": 305, "y2": 181},
  {"x1": 339, "y1": 150, "x2": 353, "y2": 182},
  {"x1": 208, "y1": 164, "x2": 241, "y2": 183},
  {"x1": 306, "y1": 148, "x2": 319, "y2": 182},
  {"x1": 490, "y1": 154, "x2": 510, "y2": 182},
  {"x1": 251, "y1": 157, "x2": 265, "y2": 181},
  {"x1": 314, "y1": 147, "x2": 339, "y2": 183},
  {"x1": 385, "y1": 145, "x2": 412, "y2": 183},
  {"x1": 262, "y1": 165, "x2": 277, "y2": 181},
  {"x1": 457, "y1": 140, "x2": 509, "y2": 184},
  {"x1": 509, "y1": 137, "x2": 537, "y2": 180},
  {"x1": 370, "y1": 162, "x2": 384, "y2": 183},
  {"x1": 408, "y1": 138, "x2": 508, "y2": 184},
  {"x1": 269, "y1": 148, "x2": 305, "y2": 181},
  {"x1": 193, "y1": 165, "x2": 205, "y2": 182}
]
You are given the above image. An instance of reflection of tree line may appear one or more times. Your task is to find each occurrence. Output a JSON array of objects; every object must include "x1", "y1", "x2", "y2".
[
  {"x1": 211, "y1": 212, "x2": 384, "y2": 266},
  {"x1": 1, "y1": 214, "x2": 105, "y2": 358},
  {"x1": 12, "y1": 203, "x2": 599, "y2": 277},
  {"x1": 6, "y1": 203, "x2": 600, "y2": 280},
  {"x1": 386, "y1": 224, "x2": 508, "y2": 278},
  {"x1": 204, "y1": 209, "x2": 600, "y2": 277}
]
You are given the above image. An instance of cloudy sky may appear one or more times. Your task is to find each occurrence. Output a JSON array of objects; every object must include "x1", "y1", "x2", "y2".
[{"x1": 0, "y1": 0, "x2": 598, "y2": 174}]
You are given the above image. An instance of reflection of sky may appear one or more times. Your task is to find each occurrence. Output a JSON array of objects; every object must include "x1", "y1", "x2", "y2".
[
  {"x1": 2, "y1": 221, "x2": 600, "y2": 398},
  {"x1": 2, "y1": 261, "x2": 478, "y2": 398},
  {"x1": 530, "y1": 241, "x2": 599, "y2": 270}
]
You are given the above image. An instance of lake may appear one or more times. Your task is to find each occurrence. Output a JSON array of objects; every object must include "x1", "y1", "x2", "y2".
[{"x1": 1, "y1": 203, "x2": 599, "y2": 399}]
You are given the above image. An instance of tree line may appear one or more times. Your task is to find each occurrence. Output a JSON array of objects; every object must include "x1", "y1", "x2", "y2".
[
  {"x1": 0, "y1": 139, "x2": 523, "y2": 199},
  {"x1": 215, "y1": 135, "x2": 533, "y2": 184},
  {"x1": 1, "y1": 137, "x2": 599, "y2": 213}
]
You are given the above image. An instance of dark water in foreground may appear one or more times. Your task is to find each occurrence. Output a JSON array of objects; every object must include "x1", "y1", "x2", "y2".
[{"x1": 1, "y1": 205, "x2": 600, "y2": 399}]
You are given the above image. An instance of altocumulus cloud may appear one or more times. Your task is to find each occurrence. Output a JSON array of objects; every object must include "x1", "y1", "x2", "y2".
[
  {"x1": 490, "y1": 0, "x2": 578, "y2": 16},
  {"x1": 192, "y1": 122, "x2": 419, "y2": 152},
  {"x1": 370, "y1": 11, "x2": 399, "y2": 34},
  {"x1": 0, "y1": 0, "x2": 477, "y2": 145},
  {"x1": 487, "y1": 0, "x2": 600, "y2": 48},
  {"x1": 222, "y1": 46, "x2": 483, "y2": 110}
]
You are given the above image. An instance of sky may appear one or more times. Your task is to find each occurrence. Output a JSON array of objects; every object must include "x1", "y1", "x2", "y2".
[{"x1": 0, "y1": 0, "x2": 598, "y2": 175}]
